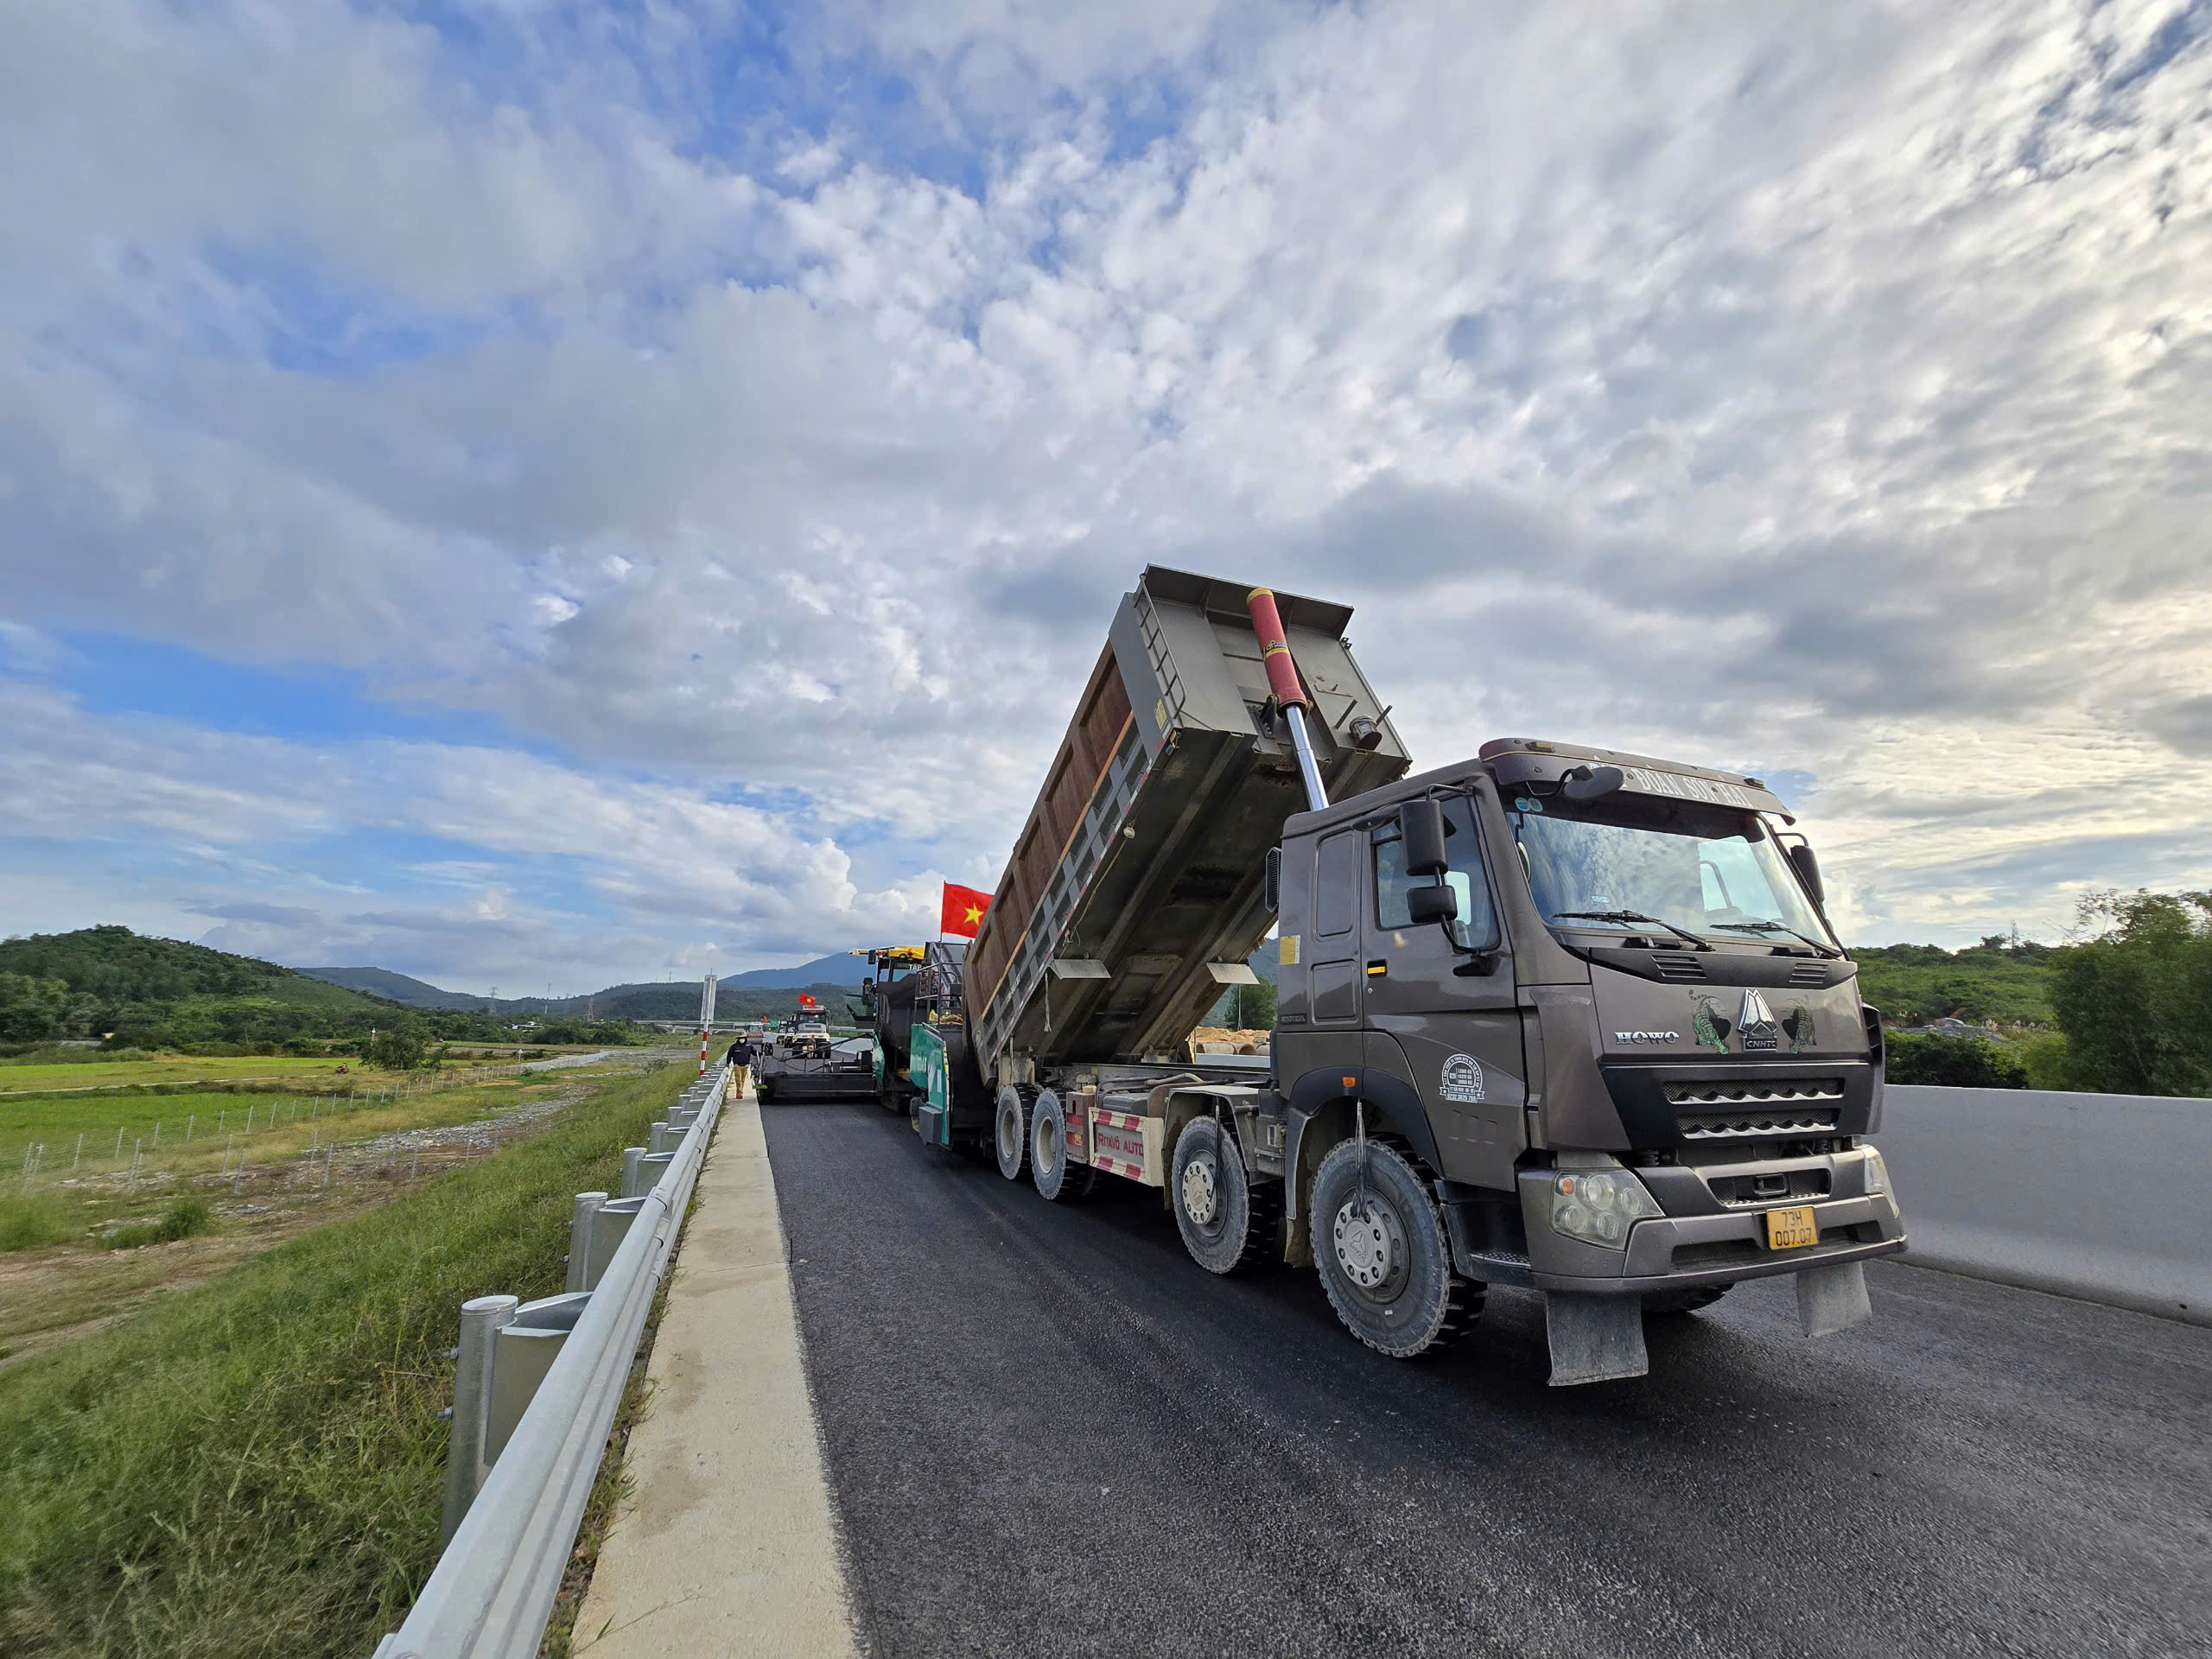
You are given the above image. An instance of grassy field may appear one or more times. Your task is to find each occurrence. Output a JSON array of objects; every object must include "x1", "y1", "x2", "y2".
[
  {"x1": 0, "y1": 1058, "x2": 689, "y2": 1657},
  {"x1": 0, "y1": 1053, "x2": 455, "y2": 1096}
]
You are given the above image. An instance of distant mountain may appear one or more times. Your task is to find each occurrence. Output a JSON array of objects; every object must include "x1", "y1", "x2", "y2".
[
  {"x1": 304, "y1": 966, "x2": 490, "y2": 1010},
  {"x1": 299, "y1": 954, "x2": 871, "y2": 1019},
  {"x1": 719, "y1": 953, "x2": 868, "y2": 989}
]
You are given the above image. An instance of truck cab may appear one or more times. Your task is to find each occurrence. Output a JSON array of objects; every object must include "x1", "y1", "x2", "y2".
[{"x1": 1273, "y1": 739, "x2": 1904, "y2": 1382}]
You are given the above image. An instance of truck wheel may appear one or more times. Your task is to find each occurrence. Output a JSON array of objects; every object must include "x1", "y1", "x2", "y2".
[
  {"x1": 1643, "y1": 1286, "x2": 1731, "y2": 1315},
  {"x1": 1030, "y1": 1090, "x2": 1094, "y2": 1203},
  {"x1": 1309, "y1": 1138, "x2": 1478, "y2": 1358},
  {"x1": 1171, "y1": 1117, "x2": 1277, "y2": 1275},
  {"x1": 994, "y1": 1084, "x2": 1035, "y2": 1181}
]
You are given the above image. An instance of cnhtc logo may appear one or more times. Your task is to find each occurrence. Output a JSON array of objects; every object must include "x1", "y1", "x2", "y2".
[{"x1": 1738, "y1": 989, "x2": 1780, "y2": 1052}]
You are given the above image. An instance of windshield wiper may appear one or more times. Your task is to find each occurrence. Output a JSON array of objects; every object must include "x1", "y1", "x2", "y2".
[
  {"x1": 1707, "y1": 919, "x2": 1842, "y2": 959},
  {"x1": 1549, "y1": 910, "x2": 1714, "y2": 950}
]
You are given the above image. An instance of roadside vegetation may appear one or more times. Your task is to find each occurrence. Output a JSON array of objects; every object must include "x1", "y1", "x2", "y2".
[
  {"x1": 0, "y1": 1055, "x2": 689, "y2": 1658},
  {"x1": 1856, "y1": 892, "x2": 2211, "y2": 1096}
]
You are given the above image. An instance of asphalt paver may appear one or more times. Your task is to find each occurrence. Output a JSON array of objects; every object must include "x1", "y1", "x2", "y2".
[{"x1": 764, "y1": 1102, "x2": 2212, "y2": 1659}]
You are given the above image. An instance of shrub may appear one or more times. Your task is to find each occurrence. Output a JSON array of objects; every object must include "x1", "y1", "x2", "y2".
[
  {"x1": 2012, "y1": 1030, "x2": 2077, "y2": 1092},
  {"x1": 1885, "y1": 1031, "x2": 2029, "y2": 1088},
  {"x1": 102, "y1": 1197, "x2": 213, "y2": 1251},
  {"x1": 0, "y1": 1195, "x2": 77, "y2": 1253}
]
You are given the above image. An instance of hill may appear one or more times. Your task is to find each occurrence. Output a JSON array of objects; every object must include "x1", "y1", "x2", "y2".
[
  {"x1": 303, "y1": 965, "x2": 489, "y2": 1010},
  {"x1": 1849, "y1": 939, "x2": 2055, "y2": 1027},
  {"x1": 0, "y1": 926, "x2": 521, "y2": 1052}
]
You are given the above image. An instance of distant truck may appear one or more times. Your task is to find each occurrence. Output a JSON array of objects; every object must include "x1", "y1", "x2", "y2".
[{"x1": 889, "y1": 566, "x2": 1904, "y2": 1384}]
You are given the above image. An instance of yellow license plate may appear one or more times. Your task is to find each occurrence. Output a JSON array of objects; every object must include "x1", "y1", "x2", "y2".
[{"x1": 1764, "y1": 1205, "x2": 1819, "y2": 1249}]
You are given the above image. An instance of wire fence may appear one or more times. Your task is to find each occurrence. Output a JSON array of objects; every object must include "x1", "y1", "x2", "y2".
[{"x1": 6, "y1": 1054, "x2": 677, "y2": 1209}]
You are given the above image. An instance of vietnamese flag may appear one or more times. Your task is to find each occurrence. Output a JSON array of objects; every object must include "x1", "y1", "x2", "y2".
[{"x1": 940, "y1": 881, "x2": 992, "y2": 938}]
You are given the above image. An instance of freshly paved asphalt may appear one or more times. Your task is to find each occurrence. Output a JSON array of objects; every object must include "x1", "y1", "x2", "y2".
[{"x1": 763, "y1": 1102, "x2": 2212, "y2": 1659}]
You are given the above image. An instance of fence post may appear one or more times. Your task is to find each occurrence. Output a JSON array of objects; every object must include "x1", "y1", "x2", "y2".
[
  {"x1": 442, "y1": 1294, "x2": 519, "y2": 1544},
  {"x1": 620, "y1": 1147, "x2": 645, "y2": 1199}
]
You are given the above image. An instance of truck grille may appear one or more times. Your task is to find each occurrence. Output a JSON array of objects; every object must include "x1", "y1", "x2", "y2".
[
  {"x1": 1677, "y1": 1109, "x2": 1840, "y2": 1140},
  {"x1": 1665, "y1": 1079, "x2": 1844, "y2": 1108}
]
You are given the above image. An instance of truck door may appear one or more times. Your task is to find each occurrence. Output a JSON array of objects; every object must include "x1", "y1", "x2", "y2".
[
  {"x1": 1362, "y1": 796, "x2": 1526, "y2": 1190},
  {"x1": 1274, "y1": 827, "x2": 1366, "y2": 1085}
]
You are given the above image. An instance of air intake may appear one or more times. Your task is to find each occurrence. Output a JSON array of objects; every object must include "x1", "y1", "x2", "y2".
[
  {"x1": 1649, "y1": 953, "x2": 1707, "y2": 982},
  {"x1": 1787, "y1": 962, "x2": 1830, "y2": 987}
]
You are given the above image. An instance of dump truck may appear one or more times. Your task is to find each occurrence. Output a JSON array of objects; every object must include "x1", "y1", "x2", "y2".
[{"x1": 906, "y1": 565, "x2": 1905, "y2": 1385}]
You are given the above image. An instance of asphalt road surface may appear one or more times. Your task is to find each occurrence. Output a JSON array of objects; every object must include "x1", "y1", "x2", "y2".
[{"x1": 763, "y1": 1102, "x2": 2212, "y2": 1659}]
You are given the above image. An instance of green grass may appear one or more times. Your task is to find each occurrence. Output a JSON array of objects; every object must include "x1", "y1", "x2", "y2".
[
  {"x1": 0, "y1": 1194, "x2": 77, "y2": 1253},
  {"x1": 0, "y1": 1060, "x2": 687, "y2": 1657},
  {"x1": 0, "y1": 1055, "x2": 389, "y2": 1094}
]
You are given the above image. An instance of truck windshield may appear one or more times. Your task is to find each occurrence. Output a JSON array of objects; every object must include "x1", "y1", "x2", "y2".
[{"x1": 1504, "y1": 791, "x2": 1834, "y2": 950}]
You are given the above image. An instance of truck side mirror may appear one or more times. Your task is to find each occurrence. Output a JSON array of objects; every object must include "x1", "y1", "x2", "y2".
[
  {"x1": 1788, "y1": 842, "x2": 1825, "y2": 906},
  {"x1": 1560, "y1": 764, "x2": 1624, "y2": 804},
  {"x1": 1401, "y1": 799, "x2": 1449, "y2": 876},
  {"x1": 1264, "y1": 846, "x2": 1281, "y2": 913},
  {"x1": 1407, "y1": 885, "x2": 1459, "y2": 925}
]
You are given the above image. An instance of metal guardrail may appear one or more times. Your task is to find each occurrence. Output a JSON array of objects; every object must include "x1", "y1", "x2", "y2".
[{"x1": 373, "y1": 1062, "x2": 733, "y2": 1658}]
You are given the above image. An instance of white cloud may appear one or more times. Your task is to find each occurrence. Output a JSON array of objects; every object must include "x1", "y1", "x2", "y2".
[{"x1": 2, "y1": 0, "x2": 2209, "y2": 982}]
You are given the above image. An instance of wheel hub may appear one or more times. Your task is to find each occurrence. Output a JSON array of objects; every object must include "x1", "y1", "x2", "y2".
[
  {"x1": 1181, "y1": 1156, "x2": 1219, "y2": 1226},
  {"x1": 1034, "y1": 1116, "x2": 1060, "y2": 1173},
  {"x1": 1332, "y1": 1197, "x2": 1404, "y2": 1292}
]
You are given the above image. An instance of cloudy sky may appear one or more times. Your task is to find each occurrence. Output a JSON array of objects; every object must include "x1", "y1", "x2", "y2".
[{"x1": 3, "y1": 0, "x2": 2208, "y2": 993}]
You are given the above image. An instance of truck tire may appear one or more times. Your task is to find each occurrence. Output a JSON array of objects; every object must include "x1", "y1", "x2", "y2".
[
  {"x1": 1309, "y1": 1137, "x2": 1478, "y2": 1358},
  {"x1": 1171, "y1": 1116, "x2": 1278, "y2": 1275},
  {"x1": 1643, "y1": 1286, "x2": 1731, "y2": 1315},
  {"x1": 1030, "y1": 1090, "x2": 1094, "y2": 1203},
  {"x1": 994, "y1": 1084, "x2": 1035, "y2": 1181}
]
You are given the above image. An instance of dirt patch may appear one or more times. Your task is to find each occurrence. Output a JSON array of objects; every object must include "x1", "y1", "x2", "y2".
[{"x1": 1192, "y1": 1026, "x2": 1271, "y2": 1053}]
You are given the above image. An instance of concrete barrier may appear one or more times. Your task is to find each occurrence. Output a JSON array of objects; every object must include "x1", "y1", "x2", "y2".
[{"x1": 1880, "y1": 1084, "x2": 2211, "y2": 1326}]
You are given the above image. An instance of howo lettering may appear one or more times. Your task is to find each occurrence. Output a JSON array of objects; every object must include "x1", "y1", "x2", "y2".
[{"x1": 860, "y1": 567, "x2": 1904, "y2": 1385}]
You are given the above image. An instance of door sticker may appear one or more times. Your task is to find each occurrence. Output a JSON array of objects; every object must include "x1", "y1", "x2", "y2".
[{"x1": 1440, "y1": 1052, "x2": 1486, "y2": 1103}]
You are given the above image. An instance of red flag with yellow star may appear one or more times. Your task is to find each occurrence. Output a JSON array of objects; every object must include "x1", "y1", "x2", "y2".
[{"x1": 940, "y1": 881, "x2": 991, "y2": 938}]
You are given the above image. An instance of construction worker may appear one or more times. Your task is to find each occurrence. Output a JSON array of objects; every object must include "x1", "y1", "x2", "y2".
[{"x1": 723, "y1": 1034, "x2": 755, "y2": 1097}]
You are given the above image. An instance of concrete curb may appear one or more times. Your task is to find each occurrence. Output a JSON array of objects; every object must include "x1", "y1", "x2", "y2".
[
  {"x1": 572, "y1": 1096, "x2": 861, "y2": 1658},
  {"x1": 1883, "y1": 1084, "x2": 2210, "y2": 1328}
]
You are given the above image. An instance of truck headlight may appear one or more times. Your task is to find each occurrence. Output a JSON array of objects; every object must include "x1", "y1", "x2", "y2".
[
  {"x1": 1551, "y1": 1169, "x2": 1661, "y2": 1248},
  {"x1": 1861, "y1": 1145, "x2": 1891, "y2": 1199}
]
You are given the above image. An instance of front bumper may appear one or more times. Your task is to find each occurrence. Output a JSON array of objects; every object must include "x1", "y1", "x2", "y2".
[
  {"x1": 1548, "y1": 1195, "x2": 1908, "y2": 1294},
  {"x1": 1446, "y1": 1154, "x2": 1908, "y2": 1294}
]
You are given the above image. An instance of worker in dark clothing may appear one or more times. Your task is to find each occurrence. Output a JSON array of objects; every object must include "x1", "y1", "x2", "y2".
[{"x1": 722, "y1": 1035, "x2": 755, "y2": 1096}]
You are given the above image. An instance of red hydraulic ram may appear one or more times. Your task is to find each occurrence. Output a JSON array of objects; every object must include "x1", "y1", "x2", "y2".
[{"x1": 1246, "y1": 587, "x2": 1331, "y2": 811}]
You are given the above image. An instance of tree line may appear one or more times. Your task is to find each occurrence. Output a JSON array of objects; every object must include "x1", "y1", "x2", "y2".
[{"x1": 1881, "y1": 890, "x2": 2210, "y2": 1095}]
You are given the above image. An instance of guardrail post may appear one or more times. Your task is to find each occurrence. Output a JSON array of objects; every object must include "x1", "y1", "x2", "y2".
[
  {"x1": 442, "y1": 1294, "x2": 518, "y2": 1544},
  {"x1": 563, "y1": 1192, "x2": 607, "y2": 1294},
  {"x1": 620, "y1": 1147, "x2": 645, "y2": 1198},
  {"x1": 648, "y1": 1121, "x2": 671, "y2": 1155},
  {"x1": 486, "y1": 1293, "x2": 595, "y2": 1462},
  {"x1": 582, "y1": 1196, "x2": 648, "y2": 1289}
]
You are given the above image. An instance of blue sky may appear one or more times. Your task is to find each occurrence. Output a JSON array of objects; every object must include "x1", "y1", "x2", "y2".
[{"x1": 3, "y1": 0, "x2": 2210, "y2": 992}]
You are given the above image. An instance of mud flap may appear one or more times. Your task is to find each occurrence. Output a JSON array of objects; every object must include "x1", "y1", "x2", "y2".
[
  {"x1": 1796, "y1": 1261, "x2": 1872, "y2": 1338},
  {"x1": 1544, "y1": 1291, "x2": 1649, "y2": 1386}
]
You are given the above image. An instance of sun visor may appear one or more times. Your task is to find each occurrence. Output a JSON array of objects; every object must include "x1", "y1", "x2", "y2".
[{"x1": 1480, "y1": 741, "x2": 1795, "y2": 821}]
